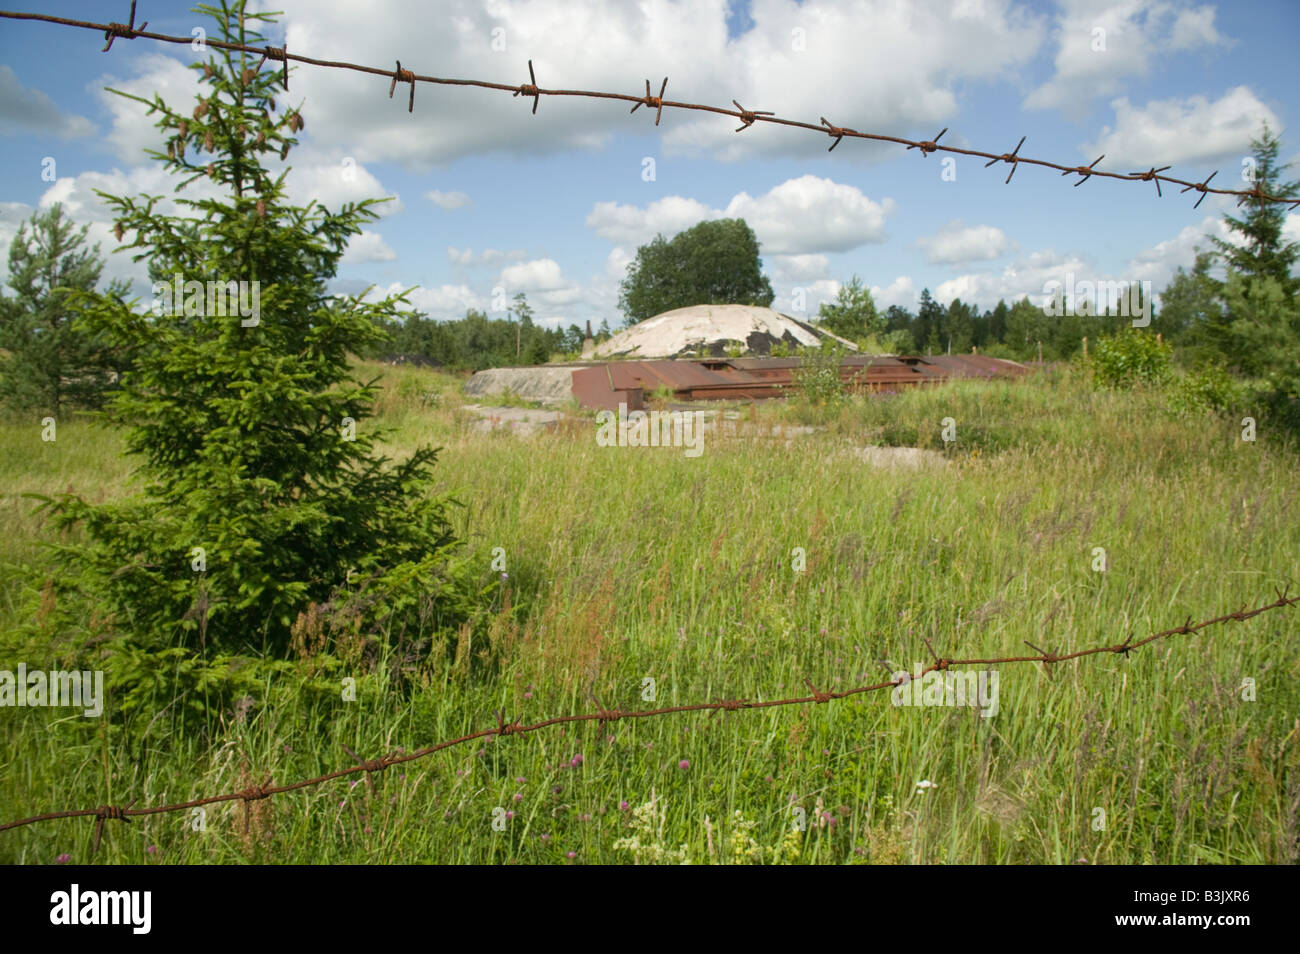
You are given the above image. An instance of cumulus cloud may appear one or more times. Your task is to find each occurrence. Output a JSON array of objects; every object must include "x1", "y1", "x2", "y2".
[
  {"x1": 426, "y1": 189, "x2": 471, "y2": 210},
  {"x1": 916, "y1": 221, "x2": 1014, "y2": 265},
  {"x1": 364, "y1": 282, "x2": 487, "y2": 318},
  {"x1": 498, "y1": 258, "x2": 584, "y2": 315},
  {"x1": 586, "y1": 175, "x2": 892, "y2": 256},
  {"x1": 448, "y1": 247, "x2": 528, "y2": 266},
  {"x1": 1169, "y1": 4, "x2": 1227, "y2": 51},
  {"x1": 0, "y1": 66, "x2": 94, "y2": 138},
  {"x1": 93, "y1": 53, "x2": 205, "y2": 165},
  {"x1": 870, "y1": 275, "x2": 918, "y2": 310},
  {"x1": 933, "y1": 216, "x2": 1245, "y2": 313},
  {"x1": 1081, "y1": 86, "x2": 1281, "y2": 169},
  {"x1": 726, "y1": 176, "x2": 894, "y2": 254},
  {"x1": 342, "y1": 230, "x2": 398, "y2": 263},
  {"x1": 585, "y1": 195, "x2": 717, "y2": 248},
  {"x1": 34, "y1": 166, "x2": 226, "y2": 297},
  {"x1": 935, "y1": 249, "x2": 1096, "y2": 309},
  {"x1": 772, "y1": 278, "x2": 839, "y2": 318},
  {"x1": 500, "y1": 258, "x2": 567, "y2": 291},
  {"x1": 1124, "y1": 216, "x2": 1231, "y2": 287},
  {"x1": 1025, "y1": 0, "x2": 1230, "y2": 116},
  {"x1": 661, "y1": 0, "x2": 1045, "y2": 160},
  {"x1": 244, "y1": 0, "x2": 1044, "y2": 164},
  {"x1": 768, "y1": 253, "x2": 830, "y2": 282},
  {"x1": 283, "y1": 156, "x2": 405, "y2": 216}
]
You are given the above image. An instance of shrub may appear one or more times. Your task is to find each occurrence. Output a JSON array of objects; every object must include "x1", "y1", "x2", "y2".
[
  {"x1": 1090, "y1": 329, "x2": 1172, "y2": 389},
  {"x1": 1166, "y1": 365, "x2": 1244, "y2": 417},
  {"x1": 792, "y1": 340, "x2": 848, "y2": 405}
]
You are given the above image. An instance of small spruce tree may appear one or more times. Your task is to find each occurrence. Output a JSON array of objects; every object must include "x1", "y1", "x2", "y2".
[{"x1": 36, "y1": 1, "x2": 485, "y2": 696}]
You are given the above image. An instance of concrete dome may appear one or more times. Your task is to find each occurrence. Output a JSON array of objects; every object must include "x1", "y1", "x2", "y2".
[{"x1": 582, "y1": 304, "x2": 858, "y2": 360}]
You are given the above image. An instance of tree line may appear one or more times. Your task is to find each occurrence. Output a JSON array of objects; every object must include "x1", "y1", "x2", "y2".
[{"x1": 2, "y1": 129, "x2": 1294, "y2": 412}]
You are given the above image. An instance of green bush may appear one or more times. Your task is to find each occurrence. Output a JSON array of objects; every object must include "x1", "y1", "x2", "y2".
[
  {"x1": 1166, "y1": 365, "x2": 1244, "y2": 417},
  {"x1": 792, "y1": 340, "x2": 848, "y2": 405},
  {"x1": 1090, "y1": 329, "x2": 1172, "y2": 389}
]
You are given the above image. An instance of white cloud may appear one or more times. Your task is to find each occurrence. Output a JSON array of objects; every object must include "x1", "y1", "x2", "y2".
[
  {"x1": 1124, "y1": 216, "x2": 1230, "y2": 287},
  {"x1": 936, "y1": 249, "x2": 1095, "y2": 309},
  {"x1": 0, "y1": 66, "x2": 94, "y2": 138},
  {"x1": 34, "y1": 166, "x2": 225, "y2": 297},
  {"x1": 916, "y1": 221, "x2": 1014, "y2": 265},
  {"x1": 1169, "y1": 4, "x2": 1226, "y2": 51},
  {"x1": 1283, "y1": 212, "x2": 1300, "y2": 247},
  {"x1": 1025, "y1": 0, "x2": 1229, "y2": 116},
  {"x1": 93, "y1": 53, "x2": 205, "y2": 165},
  {"x1": 448, "y1": 247, "x2": 528, "y2": 266},
  {"x1": 366, "y1": 282, "x2": 487, "y2": 318},
  {"x1": 342, "y1": 230, "x2": 397, "y2": 263},
  {"x1": 586, "y1": 175, "x2": 892, "y2": 256},
  {"x1": 725, "y1": 176, "x2": 893, "y2": 254},
  {"x1": 870, "y1": 275, "x2": 917, "y2": 310},
  {"x1": 500, "y1": 258, "x2": 568, "y2": 291},
  {"x1": 773, "y1": 278, "x2": 839, "y2": 318},
  {"x1": 768, "y1": 253, "x2": 829, "y2": 282},
  {"x1": 252, "y1": 0, "x2": 1043, "y2": 164},
  {"x1": 604, "y1": 246, "x2": 634, "y2": 279},
  {"x1": 283, "y1": 156, "x2": 404, "y2": 216},
  {"x1": 426, "y1": 189, "x2": 471, "y2": 210},
  {"x1": 586, "y1": 195, "x2": 717, "y2": 248},
  {"x1": 661, "y1": 0, "x2": 1045, "y2": 161},
  {"x1": 933, "y1": 217, "x2": 1244, "y2": 313},
  {"x1": 1082, "y1": 87, "x2": 1281, "y2": 169}
]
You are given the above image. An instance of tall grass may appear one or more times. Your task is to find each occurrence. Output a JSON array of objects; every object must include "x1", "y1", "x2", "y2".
[{"x1": 1, "y1": 363, "x2": 1296, "y2": 864}]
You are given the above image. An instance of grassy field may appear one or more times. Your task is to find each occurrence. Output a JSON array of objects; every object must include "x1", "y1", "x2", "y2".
[{"x1": 2, "y1": 361, "x2": 1298, "y2": 864}]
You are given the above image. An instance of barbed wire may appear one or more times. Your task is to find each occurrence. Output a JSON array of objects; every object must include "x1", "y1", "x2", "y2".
[
  {"x1": 2, "y1": 2, "x2": 1297, "y2": 210},
  {"x1": 1, "y1": 588, "x2": 1294, "y2": 849}
]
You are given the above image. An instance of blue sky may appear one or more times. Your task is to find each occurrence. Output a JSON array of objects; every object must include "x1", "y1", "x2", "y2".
[{"x1": 2, "y1": 0, "x2": 1297, "y2": 329}]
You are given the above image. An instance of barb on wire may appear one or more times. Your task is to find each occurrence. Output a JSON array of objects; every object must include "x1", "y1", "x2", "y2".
[
  {"x1": 389, "y1": 59, "x2": 416, "y2": 113},
  {"x1": 732, "y1": 99, "x2": 772, "y2": 132},
  {"x1": 3, "y1": 6, "x2": 1298, "y2": 207},
  {"x1": 630, "y1": 76, "x2": 669, "y2": 126},
  {"x1": 1131, "y1": 164, "x2": 1172, "y2": 198},
  {"x1": 906, "y1": 126, "x2": 947, "y2": 156},
  {"x1": 985, "y1": 135, "x2": 1026, "y2": 183},
  {"x1": 1182, "y1": 170, "x2": 1219, "y2": 209},
  {"x1": 819, "y1": 116, "x2": 853, "y2": 152},
  {"x1": 101, "y1": 0, "x2": 144, "y2": 51},
  {"x1": 0, "y1": 590, "x2": 1295, "y2": 846},
  {"x1": 1064, "y1": 153, "x2": 1105, "y2": 187},
  {"x1": 514, "y1": 59, "x2": 540, "y2": 114}
]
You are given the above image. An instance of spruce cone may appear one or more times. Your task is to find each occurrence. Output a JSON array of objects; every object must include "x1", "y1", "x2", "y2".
[
  {"x1": 178, "y1": 120, "x2": 189, "y2": 139},
  {"x1": 256, "y1": 198, "x2": 266, "y2": 219},
  {"x1": 203, "y1": 63, "x2": 214, "y2": 79},
  {"x1": 205, "y1": 130, "x2": 215, "y2": 152},
  {"x1": 280, "y1": 142, "x2": 290, "y2": 160},
  {"x1": 206, "y1": 163, "x2": 215, "y2": 179},
  {"x1": 114, "y1": 223, "x2": 124, "y2": 242},
  {"x1": 257, "y1": 129, "x2": 266, "y2": 146}
]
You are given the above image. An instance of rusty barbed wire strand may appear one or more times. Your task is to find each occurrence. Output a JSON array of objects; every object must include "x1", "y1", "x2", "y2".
[
  {"x1": 2, "y1": 5, "x2": 1298, "y2": 209},
  {"x1": 0, "y1": 589, "x2": 1295, "y2": 846}
]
